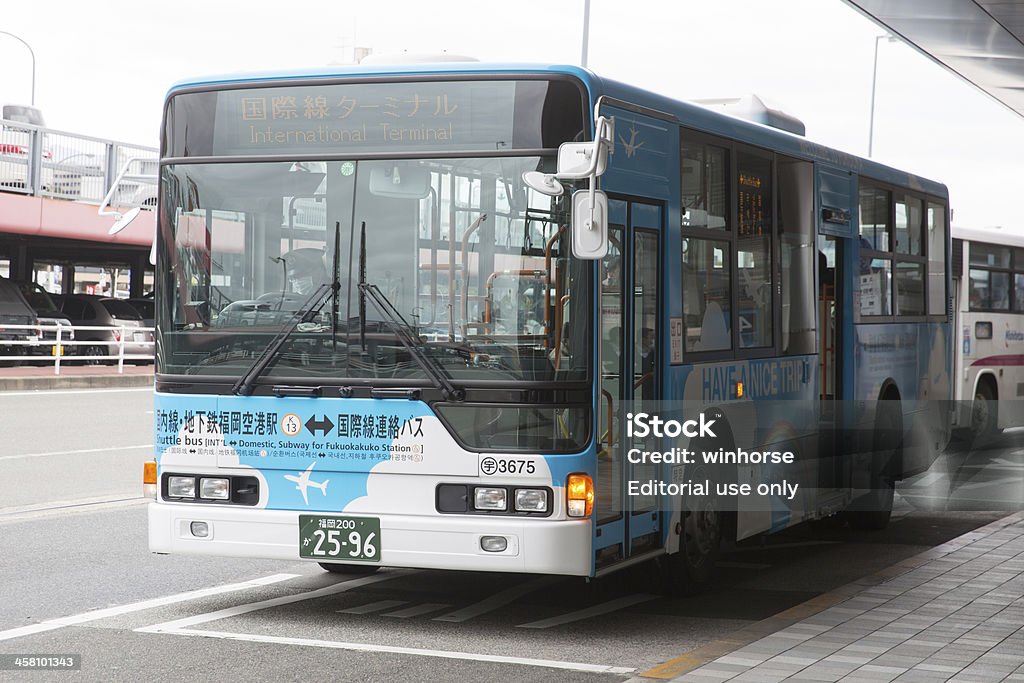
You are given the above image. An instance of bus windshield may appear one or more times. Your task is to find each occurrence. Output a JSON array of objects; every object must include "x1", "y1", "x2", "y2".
[{"x1": 156, "y1": 156, "x2": 591, "y2": 387}]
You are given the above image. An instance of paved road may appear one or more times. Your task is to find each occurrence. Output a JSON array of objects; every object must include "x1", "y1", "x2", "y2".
[
  {"x1": 0, "y1": 387, "x2": 153, "y2": 509},
  {"x1": 899, "y1": 428, "x2": 1024, "y2": 512},
  {"x1": 0, "y1": 389, "x2": 1019, "y2": 681}
]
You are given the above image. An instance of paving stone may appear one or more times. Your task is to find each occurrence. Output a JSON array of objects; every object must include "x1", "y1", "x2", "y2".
[
  {"x1": 892, "y1": 670, "x2": 945, "y2": 683},
  {"x1": 768, "y1": 654, "x2": 820, "y2": 666},
  {"x1": 868, "y1": 654, "x2": 926, "y2": 669},
  {"x1": 716, "y1": 655, "x2": 768, "y2": 667},
  {"x1": 674, "y1": 668, "x2": 739, "y2": 682},
  {"x1": 726, "y1": 671, "x2": 791, "y2": 683}
]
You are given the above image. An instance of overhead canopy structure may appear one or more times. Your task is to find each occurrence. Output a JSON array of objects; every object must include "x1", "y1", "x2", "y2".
[{"x1": 844, "y1": 0, "x2": 1024, "y2": 119}]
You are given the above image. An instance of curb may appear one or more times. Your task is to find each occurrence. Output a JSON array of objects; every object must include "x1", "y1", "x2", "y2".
[
  {"x1": 0, "y1": 374, "x2": 154, "y2": 392},
  {"x1": 637, "y1": 510, "x2": 1024, "y2": 680}
]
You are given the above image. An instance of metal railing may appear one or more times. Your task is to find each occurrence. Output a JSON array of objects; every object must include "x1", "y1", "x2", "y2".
[
  {"x1": 0, "y1": 118, "x2": 157, "y2": 206},
  {"x1": 0, "y1": 323, "x2": 154, "y2": 374}
]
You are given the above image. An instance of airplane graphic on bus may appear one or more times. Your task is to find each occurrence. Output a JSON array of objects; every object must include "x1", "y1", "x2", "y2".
[{"x1": 284, "y1": 463, "x2": 329, "y2": 505}]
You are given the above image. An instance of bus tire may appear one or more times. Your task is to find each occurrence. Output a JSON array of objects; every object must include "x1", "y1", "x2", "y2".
[
  {"x1": 318, "y1": 562, "x2": 380, "y2": 575},
  {"x1": 848, "y1": 399, "x2": 899, "y2": 531},
  {"x1": 661, "y1": 506, "x2": 721, "y2": 595},
  {"x1": 969, "y1": 380, "x2": 1000, "y2": 440},
  {"x1": 660, "y1": 459, "x2": 722, "y2": 596}
]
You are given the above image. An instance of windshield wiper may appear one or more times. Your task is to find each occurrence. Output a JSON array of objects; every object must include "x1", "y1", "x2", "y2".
[
  {"x1": 231, "y1": 281, "x2": 335, "y2": 396},
  {"x1": 358, "y1": 282, "x2": 464, "y2": 402},
  {"x1": 234, "y1": 221, "x2": 345, "y2": 396}
]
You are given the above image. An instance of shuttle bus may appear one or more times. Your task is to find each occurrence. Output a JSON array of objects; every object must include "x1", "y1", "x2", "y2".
[
  {"x1": 951, "y1": 226, "x2": 1024, "y2": 438},
  {"x1": 146, "y1": 61, "x2": 952, "y2": 591}
]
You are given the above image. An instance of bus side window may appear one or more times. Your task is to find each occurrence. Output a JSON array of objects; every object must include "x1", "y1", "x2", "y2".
[{"x1": 683, "y1": 237, "x2": 731, "y2": 352}]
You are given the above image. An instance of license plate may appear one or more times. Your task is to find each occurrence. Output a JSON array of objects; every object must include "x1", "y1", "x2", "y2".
[
  {"x1": 133, "y1": 332, "x2": 146, "y2": 342},
  {"x1": 298, "y1": 515, "x2": 381, "y2": 562}
]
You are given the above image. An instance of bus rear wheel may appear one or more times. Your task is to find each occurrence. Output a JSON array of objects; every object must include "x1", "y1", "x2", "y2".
[{"x1": 318, "y1": 562, "x2": 380, "y2": 575}]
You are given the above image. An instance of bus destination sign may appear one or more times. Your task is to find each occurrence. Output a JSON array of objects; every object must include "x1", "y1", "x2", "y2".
[{"x1": 206, "y1": 81, "x2": 520, "y2": 156}]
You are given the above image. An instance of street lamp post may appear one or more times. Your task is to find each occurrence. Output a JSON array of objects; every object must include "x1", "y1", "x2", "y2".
[
  {"x1": 0, "y1": 30, "x2": 36, "y2": 106},
  {"x1": 868, "y1": 34, "x2": 896, "y2": 158},
  {"x1": 581, "y1": 0, "x2": 591, "y2": 68}
]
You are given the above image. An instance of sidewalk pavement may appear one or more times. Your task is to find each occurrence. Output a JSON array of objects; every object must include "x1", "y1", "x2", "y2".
[
  {"x1": 0, "y1": 364, "x2": 153, "y2": 391},
  {"x1": 656, "y1": 511, "x2": 1024, "y2": 682}
]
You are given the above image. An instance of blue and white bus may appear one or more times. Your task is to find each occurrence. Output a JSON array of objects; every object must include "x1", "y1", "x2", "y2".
[{"x1": 146, "y1": 61, "x2": 952, "y2": 591}]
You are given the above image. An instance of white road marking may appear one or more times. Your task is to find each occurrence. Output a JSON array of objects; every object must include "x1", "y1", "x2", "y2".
[
  {"x1": 957, "y1": 476, "x2": 1023, "y2": 491},
  {"x1": 516, "y1": 594, "x2": 654, "y2": 629},
  {"x1": 338, "y1": 600, "x2": 408, "y2": 615},
  {"x1": 903, "y1": 471, "x2": 947, "y2": 487},
  {"x1": 432, "y1": 576, "x2": 559, "y2": 623},
  {"x1": 957, "y1": 459, "x2": 1024, "y2": 471},
  {"x1": 155, "y1": 628, "x2": 636, "y2": 674},
  {"x1": 383, "y1": 603, "x2": 452, "y2": 619},
  {"x1": 0, "y1": 573, "x2": 298, "y2": 643},
  {"x1": 137, "y1": 572, "x2": 405, "y2": 633},
  {"x1": 0, "y1": 496, "x2": 145, "y2": 522},
  {"x1": 0, "y1": 444, "x2": 153, "y2": 462}
]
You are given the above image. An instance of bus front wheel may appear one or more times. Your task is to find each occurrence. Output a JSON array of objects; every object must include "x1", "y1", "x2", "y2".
[
  {"x1": 848, "y1": 400, "x2": 900, "y2": 531},
  {"x1": 660, "y1": 504, "x2": 721, "y2": 595},
  {"x1": 318, "y1": 562, "x2": 380, "y2": 575},
  {"x1": 970, "y1": 381, "x2": 1000, "y2": 440}
]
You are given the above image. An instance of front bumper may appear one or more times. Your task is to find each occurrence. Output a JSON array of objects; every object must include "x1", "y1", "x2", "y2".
[{"x1": 148, "y1": 502, "x2": 592, "y2": 576}]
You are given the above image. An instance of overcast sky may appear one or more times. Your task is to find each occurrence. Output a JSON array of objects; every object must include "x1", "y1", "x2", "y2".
[{"x1": 1, "y1": 0, "x2": 1020, "y2": 229}]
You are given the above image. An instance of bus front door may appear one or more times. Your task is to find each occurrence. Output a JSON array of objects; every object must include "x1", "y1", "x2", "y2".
[{"x1": 595, "y1": 198, "x2": 663, "y2": 572}]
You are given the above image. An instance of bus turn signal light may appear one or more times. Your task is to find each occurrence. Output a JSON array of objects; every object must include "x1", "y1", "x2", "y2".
[
  {"x1": 566, "y1": 474, "x2": 593, "y2": 518},
  {"x1": 143, "y1": 461, "x2": 157, "y2": 499}
]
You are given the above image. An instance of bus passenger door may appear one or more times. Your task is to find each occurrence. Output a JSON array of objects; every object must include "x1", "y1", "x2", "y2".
[
  {"x1": 595, "y1": 197, "x2": 663, "y2": 571},
  {"x1": 818, "y1": 234, "x2": 842, "y2": 488}
]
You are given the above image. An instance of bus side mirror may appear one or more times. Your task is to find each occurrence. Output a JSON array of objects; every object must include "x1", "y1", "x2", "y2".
[
  {"x1": 571, "y1": 189, "x2": 608, "y2": 259},
  {"x1": 521, "y1": 114, "x2": 615, "y2": 198},
  {"x1": 557, "y1": 141, "x2": 608, "y2": 177}
]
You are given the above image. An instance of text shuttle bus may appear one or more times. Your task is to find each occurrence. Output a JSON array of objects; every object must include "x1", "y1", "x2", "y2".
[
  {"x1": 146, "y1": 62, "x2": 952, "y2": 590},
  {"x1": 951, "y1": 226, "x2": 1024, "y2": 439}
]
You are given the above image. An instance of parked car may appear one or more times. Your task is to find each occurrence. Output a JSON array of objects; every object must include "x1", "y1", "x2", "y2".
[
  {"x1": 126, "y1": 296, "x2": 155, "y2": 328},
  {"x1": 0, "y1": 278, "x2": 39, "y2": 362},
  {"x1": 2, "y1": 279, "x2": 74, "y2": 360},
  {"x1": 55, "y1": 294, "x2": 151, "y2": 364}
]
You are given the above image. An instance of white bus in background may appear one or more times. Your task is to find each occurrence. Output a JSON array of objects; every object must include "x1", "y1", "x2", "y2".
[{"x1": 952, "y1": 226, "x2": 1024, "y2": 438}]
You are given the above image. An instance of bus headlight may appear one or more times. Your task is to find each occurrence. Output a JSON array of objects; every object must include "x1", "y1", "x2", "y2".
[
  {"x1": 199, "y1": 478, "x2": 230, "y2": 500},
  {"x1": 566, "y1": 473, "x2": 593, "y2": 517},
  {"x1": 474, "y1": 487, "x2": 507, "y2": 511},
  {"x1": 514, "y1": 488, "x2": 548, "y2": 513},
  {"x1": 167, "y1": 476, "x2": 196, "y2": 499}
]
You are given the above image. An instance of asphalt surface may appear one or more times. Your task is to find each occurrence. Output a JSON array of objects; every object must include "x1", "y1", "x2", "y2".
[{"x1": 0, "y1": 388, "x2": 1019, "y2": 682}]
